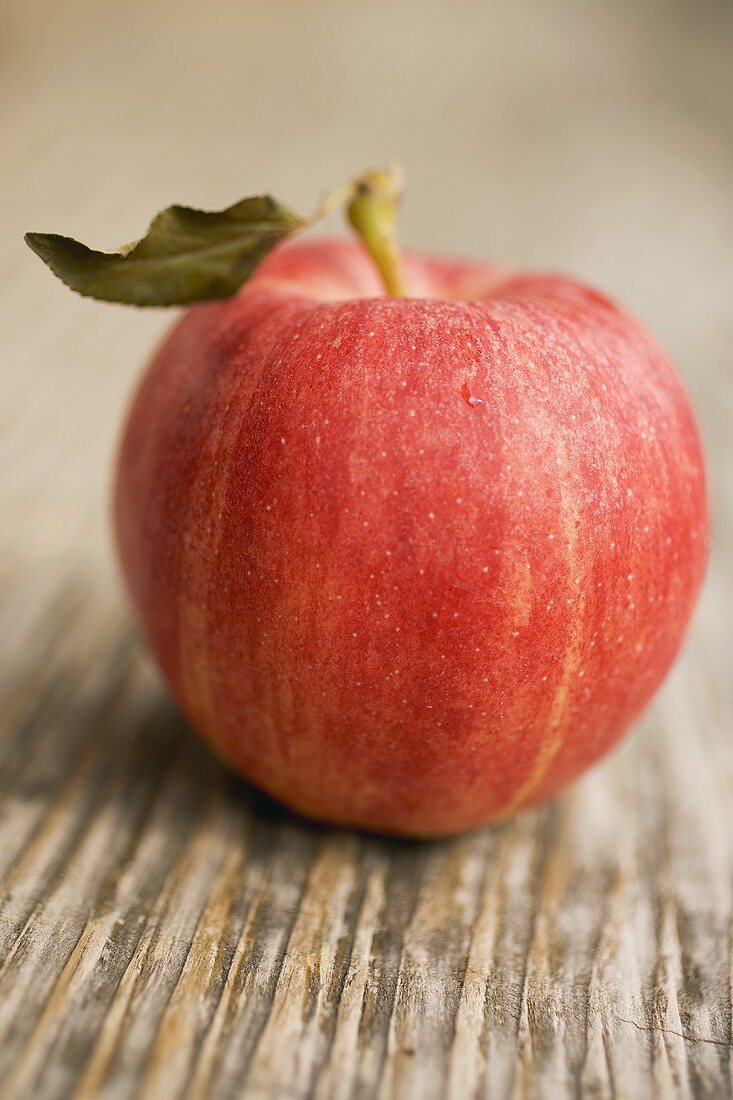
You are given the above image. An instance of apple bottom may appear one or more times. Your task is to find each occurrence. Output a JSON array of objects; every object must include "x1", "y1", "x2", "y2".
[{"x1": 168, "y1": 610, "x2": 681, "y2": 838}]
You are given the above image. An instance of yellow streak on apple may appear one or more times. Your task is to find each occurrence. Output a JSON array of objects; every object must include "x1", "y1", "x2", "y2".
[
  {"x1": 177, "y1": 413, "x2": 237, "y2": 745},
  {"x1": 505, "y1": 439, "x2": 586, "y2": 811}
]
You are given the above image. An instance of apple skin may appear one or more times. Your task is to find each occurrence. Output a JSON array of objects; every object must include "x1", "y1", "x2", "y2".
[{"x1": 114, "y1": 239, "x2": 709, "y2": 836}]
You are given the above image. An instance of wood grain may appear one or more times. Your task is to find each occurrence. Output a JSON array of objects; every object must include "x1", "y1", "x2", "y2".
[{"x1": 2, "y1": 1, "x2": 732, "y2": 1096}]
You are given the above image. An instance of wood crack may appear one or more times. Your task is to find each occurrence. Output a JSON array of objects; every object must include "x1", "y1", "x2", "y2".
[{"x1": 614, "y1": 1014, "x2": 728, "y2": 1048}]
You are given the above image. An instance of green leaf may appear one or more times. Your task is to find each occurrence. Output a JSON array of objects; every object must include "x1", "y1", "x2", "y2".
[{"x1": 25, "y1": 195, "x2": 305, "y2": 307}]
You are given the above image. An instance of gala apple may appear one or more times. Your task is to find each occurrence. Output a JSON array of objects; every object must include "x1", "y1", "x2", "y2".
[
  {"x1": 113, "y1": 237, "x2": 708, "y2": 835},
  {"x1": 26, "y1": 166, "x2": 709, "y2": 835}
]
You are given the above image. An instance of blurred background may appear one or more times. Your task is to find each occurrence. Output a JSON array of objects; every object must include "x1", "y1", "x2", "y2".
[
  {"x1": 2, "y1": 0, "x2": 731, "y2": 605},
  {"x1": 2, "y1": 3, "x2": 733, "y2": 1094}
]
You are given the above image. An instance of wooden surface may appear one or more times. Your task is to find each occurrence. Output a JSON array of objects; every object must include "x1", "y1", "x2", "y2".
[{"x1": 2, "y1": 1, "x2": 733, "y2": 1097}]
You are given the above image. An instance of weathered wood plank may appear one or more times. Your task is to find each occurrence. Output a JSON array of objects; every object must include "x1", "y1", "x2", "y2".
[{"x1": 0, "y1": 573, "x2": 730, "y2": 1099}]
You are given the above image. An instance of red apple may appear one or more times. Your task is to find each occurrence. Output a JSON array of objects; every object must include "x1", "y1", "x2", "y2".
[{"x1": 114, "y1": 238, "x2": 708, "y2": 836}]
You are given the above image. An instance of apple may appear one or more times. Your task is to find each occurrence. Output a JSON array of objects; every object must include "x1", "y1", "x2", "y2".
[
  {"x1": 25, "y1": 164, "x2": 709, "y2": 835},
  {"x1": 113, "y1": 235, "x2": 709, "y2": 836}
]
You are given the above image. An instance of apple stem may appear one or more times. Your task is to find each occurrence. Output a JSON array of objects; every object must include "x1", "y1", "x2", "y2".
[{"x1": 346, "y1": 164, "x2": 407, "y2": 296}]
